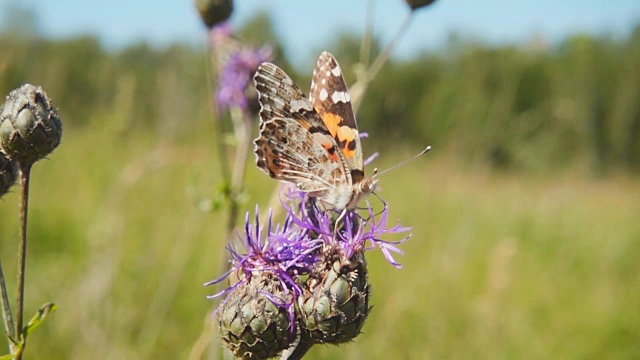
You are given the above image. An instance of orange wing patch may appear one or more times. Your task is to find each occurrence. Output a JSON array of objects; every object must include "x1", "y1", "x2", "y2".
[
  {"x1": 320, "y1": 112, "x2": 341, "y2": 137},
  {"x1": 335, "y1": 125, "x2": 358, "y2": 158},
  {"x1": 320, "y1": 112, "x2": 359, "y2": 159}
]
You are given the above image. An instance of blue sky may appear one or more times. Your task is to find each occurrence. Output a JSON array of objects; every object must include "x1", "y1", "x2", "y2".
[{"x1": 3, "y1": 0, "x2": 640, "y2": 66}]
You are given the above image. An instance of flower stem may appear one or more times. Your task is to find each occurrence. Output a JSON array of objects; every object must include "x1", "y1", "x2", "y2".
[
  {"x1": 220, "y1": 107, "x2": 252, "y2": 268},
  {"x1": 351, "y1": 11, "x2": 415, "y2": 113},
  {"x1": 0, "y1": 260, "x2": 16, "y2": 349},
  {"x1": 280, "y1": 337, "x2": 313, "y2": 360},
  {"x1": 15, "y1": 163, "x2": 32, "y2": 359},
  {"x1": 210, "y1": 107, "x2": 252, "y2": 360},
  {"x1": 367, "y1": 11, "x2": 414, "y2": 82},
  {"x1": 359, "y1": 0, "x2": 376, "y2": 69}
]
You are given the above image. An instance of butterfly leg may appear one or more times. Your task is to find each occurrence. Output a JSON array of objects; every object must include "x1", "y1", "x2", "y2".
[
  {"x1": 368, "y1": 191, "x2": 388, "y2": 218},
  {"x1": 332, "y1": 208, "x2": 348, "y2": 238}
]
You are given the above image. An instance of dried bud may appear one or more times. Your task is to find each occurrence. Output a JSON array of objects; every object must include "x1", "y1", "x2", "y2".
[
  {"x1": 0, "y1": 84, "x2": 62, "y2": 166},
  {"x1": 298, "y1": 251, "x2": 371, "y2": 345},
  {"x1": 0, "y1": 152, "x2": 18, "y2": 197},
  {"x1": 195, "y1": 0, "x2": 233, "y2": 29},
  {"x1": 405, "y1": 0, "x2": 437, "y2": 11},
  {"x1": 218, "y1": 272, "x2": 295, "y2": 359}
]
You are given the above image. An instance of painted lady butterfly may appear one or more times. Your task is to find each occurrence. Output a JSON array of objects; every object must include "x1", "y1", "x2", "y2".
[{"x1": 253, "y1": 51, "x2": 378, "y2": 210}]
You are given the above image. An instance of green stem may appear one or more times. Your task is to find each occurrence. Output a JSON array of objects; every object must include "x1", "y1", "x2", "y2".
[
  {"x1": 351, "y1": 11, "x2": 415, "y2": 113},
  {"x1": 359, "y1": 0, "x2": 375, "y2": 69},
  {"x1": 210, "y1": 108, "x2": 252, "y2": 360},
  {"x1": 15, "y1": 163, "x2": 31, "y2": 359},
  {"x1": 205, "y1": 46, "x2": 232, "y2": 186},
  {"x1": 367, "y1": 11, "x2": 414, "y2": 81},
  {"x1": 0, "y1": 260, "x2": 15, "y2": 350},
  {"x1": 280, "y1": 335, "x2": 313, "y2": 360},
  {"x1": 220, "y1": 107, "x2": 252, "y2": 270},
  {"x1": 217, "y1": 107, "x2": 252, "y2": 286}
]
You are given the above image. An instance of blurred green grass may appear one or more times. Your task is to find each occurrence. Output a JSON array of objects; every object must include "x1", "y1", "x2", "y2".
[
  {"x1": 1, "y1": 127, "x2": 639, "y2": 359},
  {"x1": 1, "y1": 8, "x2": 640, "y2": 359}
]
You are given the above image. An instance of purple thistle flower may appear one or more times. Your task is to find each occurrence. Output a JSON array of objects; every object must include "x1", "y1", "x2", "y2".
[
  {"x1": 281, "y1": 189, "x2": 412, "y2": 268},
  {"x1": 215, "y1": 45, "x2": 273, "y2": 113},
  {"x1": 357, "y1": 203, "x2": 412, "y2": 268},
  {"x1": 209, "y1": 21, "x2": 233, "y2": 48},
  {"x1": 205, "y1": 205, "x2": 321, "y2": 326},
  {"x1": 209, "y1": 185, "x2": 411, "y2": 357}
]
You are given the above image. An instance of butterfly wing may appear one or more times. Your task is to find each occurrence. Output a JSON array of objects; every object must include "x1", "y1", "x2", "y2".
[
  {"x1": 254, "y1": 117, "x2": 347, "y2": 196},
  {"x1": 253, "y1": 62, "x2": 353, "y2": 198},
  {"x1": 309, "y1": 51, "x2": 365, "y2": 182},
  {"x1": 254, "y1": 62, "x2": 327, "y2": 133}
]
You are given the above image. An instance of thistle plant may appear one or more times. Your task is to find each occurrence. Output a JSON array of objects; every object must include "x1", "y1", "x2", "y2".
[
  {"x1": 0, "y1": 84, "x2": 62, "y2": 359},
  {"x1": 0, "y1": 153, "x2": 17, "y2": 198},
  {"x1": 193, "y1": 0, "x2": 437, "y2": 358},
  {"x1": 207, "y1": 190, "x2": 410, "y2": 359},
  {"x1": 189, "y1": 9, "x2": 276, "y2": 358}
]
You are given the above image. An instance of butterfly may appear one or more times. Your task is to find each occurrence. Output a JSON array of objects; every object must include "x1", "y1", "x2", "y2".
[{"x1": 253, "y1": 51, "x2": 378, "y2": 211}]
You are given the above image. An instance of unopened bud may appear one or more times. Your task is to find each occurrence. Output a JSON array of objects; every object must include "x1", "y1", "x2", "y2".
[
  {"x1": 405, "y1": 0, "x2": 438, "y2": 11},
  {"x1": 195, "y1": 0, "x2": 233, "y2": 29},
  {"x1": 0, "y1": 84, "x2": 62, "y2": 166},
  {"x1": 218, "y1": 272, "x2": 295, "y2": 359},
  {"x1": 298, "y1": 251, "x2": 371, "y2": 345},
  {"x1": 0, "y1": 152, "x2": 17, "y2": 197}
]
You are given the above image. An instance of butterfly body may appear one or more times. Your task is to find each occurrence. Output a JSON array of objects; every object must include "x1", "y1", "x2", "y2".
[{"x1": 253, "y1": 51, "x2": 376, "y2": 210}]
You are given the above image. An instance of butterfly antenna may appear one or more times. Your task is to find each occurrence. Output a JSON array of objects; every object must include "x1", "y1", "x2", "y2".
[{"x1": 373, "y1": 145, "x2": 431, "y2": 178}]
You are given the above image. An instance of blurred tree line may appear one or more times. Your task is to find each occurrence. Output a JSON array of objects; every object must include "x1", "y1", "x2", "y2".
[{"x1": 2, "y1": 6, "x2": 640, "y2": 175}]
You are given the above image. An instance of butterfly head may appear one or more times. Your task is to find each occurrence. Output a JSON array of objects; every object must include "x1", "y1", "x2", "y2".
[
  {"x1": 360, "y1": 176, "x2": 379, "y2": 195},
  {"x1": 346, "y1": 176, "x2": 378, "y2": 209}
]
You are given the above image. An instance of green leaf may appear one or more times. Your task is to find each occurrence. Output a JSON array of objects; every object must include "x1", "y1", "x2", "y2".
[
  {"x1": 0, "y1": 354, "x2": 16, "y2": 359},
  {"x1": 22, "y1": 303, "x2": 57, "y2": 338}
]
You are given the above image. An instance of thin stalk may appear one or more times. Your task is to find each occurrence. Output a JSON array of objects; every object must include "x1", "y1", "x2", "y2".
[
  {"x1": 351, "y1": 11, "x2": 415, "y2": 113},
  {"x1": 0, "y1": 260, "x2": 15, "y2": 350},
  {"x1": 207, "y1": 107, "x2": 252, "y2": 360},
  {"x1": 280, "y1": 335, "x2": 313, "y2": 360},
  {"x1": 205, "y1": 33, "x2": 232, "y2": 185},
  {"x1": 367, "y1": 11, "x2": 414, "y2": 82},
  {"x1": 220, "y1": 107, "x2": 252, "y2": 270},
  {"x1": 359, "y1": 0, "x2": 376, "y2": 69},
  {"x1": 15, "y1": 163, "x2": 32, "y2": 359}
]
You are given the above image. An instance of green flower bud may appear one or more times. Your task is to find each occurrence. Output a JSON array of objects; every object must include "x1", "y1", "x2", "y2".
[
  {"x1": 405, "y1": 0, "x2": 438, "y2": 11},
  {"x1": 0, "y1": 152, "x2": 18, "y2": 197},
  {"x1": 195, "y1": 0, "x2": 233, "y2": 29},
  {"x1": 298, "y1": 250, "x2": 371, "y2": 345},
  {"x1": 218, "y1": 272, "x2": 295, "y2": 359},
  {"x1": 0, "y1": 84, "x2": 62, "y2": 166}
]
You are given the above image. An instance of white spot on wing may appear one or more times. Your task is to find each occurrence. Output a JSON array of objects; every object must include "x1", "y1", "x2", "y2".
[
  {"x1": 331, "y1": 65, "x2": 341, "y2": 77},
  {"x1": 325, "y1": 70, "x2": 331, "y2": 77},
  {"x1": 331, "y1": 91, "x2": 350, "y2": 103},
  {"x1": 321, "y1": 78, "x2": 327, "y2": 85},
  {"x1": 319, "y1": 88, "x2": 329, "y2": 101},
  {"x1": 290, "y1": 98, "x2": 312, "y2": 112}
]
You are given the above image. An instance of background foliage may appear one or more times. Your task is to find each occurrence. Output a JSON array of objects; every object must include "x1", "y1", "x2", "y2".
[{"x1": 1, "y1": 7, "x2": 639, "y2": 360}]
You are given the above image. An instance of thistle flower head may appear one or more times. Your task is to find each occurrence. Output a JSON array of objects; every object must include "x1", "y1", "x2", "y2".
[
  {"x1": 284, "y1": 190, "x2": 412, "y2": 268},
  {"x1": 215, "y1": 44, "x2": 273, "y2": 114},
  {"x1": 195, "y1": 0, "x2": 233, "y2": 29},
  {"x1": 0, "y1": 151, "x2": 17, "y2": 197},
  {"x1": 209, "y1": 186, "x2": 412, "y2": 356},
  {"x1": 206, "y1": 205, "x2": 320, "y2": 310},
  {"x1": 209, "y1": 21, "x2": 234, "y2": 49},
  {"x1": 405, "y1": 0, "x2": 438, "y2": 11},
  {"x1": 0, "y1": 84, "x2": 62, "y2": 166}
]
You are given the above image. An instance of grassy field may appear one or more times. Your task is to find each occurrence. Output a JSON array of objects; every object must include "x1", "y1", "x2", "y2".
[{"x1": 1, "y1": 125, "x2": 639, "y2": 359}]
